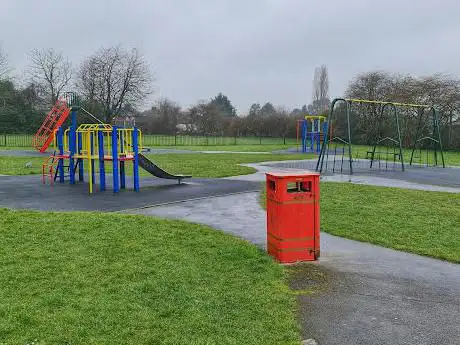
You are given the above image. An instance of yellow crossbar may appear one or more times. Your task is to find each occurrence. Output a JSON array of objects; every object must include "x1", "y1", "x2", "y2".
[
  {"x1": 305, "y1": 115, "x2": 327, "y2": 120},
  {"x1": 76, "y1": 124, "x2": 113, "y2": 132},
  {"x1": 345, "y1": 98, "x2": 430, "y2": 108}
]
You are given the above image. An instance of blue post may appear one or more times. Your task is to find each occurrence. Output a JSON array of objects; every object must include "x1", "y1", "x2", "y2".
[
  {"x1": 69, "y1": 109, "x2": 77, "y2": 185},
  {"x1": 57, "y1": 127, "x2": 65, "y2": 183},
  {"x1": 302, "y1": 120, "x2": 307, "y2": 153},
  {"x1": 90, "y1": 133, "x2": 95, "y2": 184},
  {"x1": 119, "y1": 131, "x2": 126, "y2": 189},
  {"x1": 321, "y1": 121, "x2": 328, "y2": 155},
  {"x1": 316, "y1": 120, "x2": 321, "y2": 153},
  {"x1": 310, "y1": 120, "x2": 315, "y2": 152},
  {"x1": 132, "y1": 128, "x2": 140, "y2": 192},
  {"x1": 78, "y1": 132, "x2": 84, "y2": 181},
  {"x1": 112, "y1": 126, "x2": 120, "y2": 193},
  {"x1": 98, "y1": 129, "x2": 106, "y2": 191}
]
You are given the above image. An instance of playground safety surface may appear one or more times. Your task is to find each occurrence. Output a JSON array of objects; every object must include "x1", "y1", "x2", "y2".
[
  {"x1": 265, "y1": 159, "x2": 460, "y2": 188},
  {"x1": 0, "y1": 175, "x2": 261, "y2": 212}
]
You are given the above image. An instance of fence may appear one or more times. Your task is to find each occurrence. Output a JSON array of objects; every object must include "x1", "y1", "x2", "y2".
[
  {"x1": 0, "y1": 134, "x2": 33, "y2": 147},
  {"x1": 0, "y1": 134, "x2": 297, "y2": 148}
]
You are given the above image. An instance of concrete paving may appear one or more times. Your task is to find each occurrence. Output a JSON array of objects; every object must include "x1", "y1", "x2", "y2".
[
  {"x1": 0, "y1": 150, "x2": 48, "y2": 157},
  {"x1": 130, "y1": 192, "x2": 460, "y2": 345}
]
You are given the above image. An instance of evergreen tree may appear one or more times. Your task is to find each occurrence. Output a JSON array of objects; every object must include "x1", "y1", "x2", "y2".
[{"x1": 210, "y1": 93, "x2": 237, "y2": 117}]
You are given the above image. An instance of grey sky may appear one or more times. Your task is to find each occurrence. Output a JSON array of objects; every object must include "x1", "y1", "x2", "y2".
[{"x1": 1, "y1": 0, "x2": 460, "y2": 113}]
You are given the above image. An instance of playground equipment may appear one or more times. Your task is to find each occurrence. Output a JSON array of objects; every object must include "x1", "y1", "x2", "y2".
[
  {"x1": 32, "y1": 99, "x2": 71, "y2": 153},
  {"x1": 296, "y1": 115, "x2": 328, "y2": 154},
  {"x1": 316, "y1": 98, "x2": 445, "y2": 175},
  {"x1": 37, "y1": 93, "x2": 190, "y2": 194}
]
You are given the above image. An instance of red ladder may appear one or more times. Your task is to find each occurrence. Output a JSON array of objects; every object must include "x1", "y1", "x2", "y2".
[{"x1": 32, "y1": 99, "x2": 71, "y2": 153}]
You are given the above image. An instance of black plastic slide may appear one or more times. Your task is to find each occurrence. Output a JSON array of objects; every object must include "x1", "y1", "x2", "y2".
[{"x1": 138, "y1": 153, "x2": 191, "y2": 182}]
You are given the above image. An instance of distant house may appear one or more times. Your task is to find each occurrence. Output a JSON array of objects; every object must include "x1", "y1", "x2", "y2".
[{"x1": 176, "y1": 123, "x2": 198, "y2": 133}]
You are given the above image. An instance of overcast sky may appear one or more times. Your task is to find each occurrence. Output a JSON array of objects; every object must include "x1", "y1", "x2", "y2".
[{"x1": 1, "y1": 0, "x2": 460, "y2": 113}]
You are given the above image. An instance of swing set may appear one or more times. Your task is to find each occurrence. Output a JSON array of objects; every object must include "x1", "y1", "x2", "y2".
[{"x1": 316, "y1": 98, "x2": 445, "y2": 175}]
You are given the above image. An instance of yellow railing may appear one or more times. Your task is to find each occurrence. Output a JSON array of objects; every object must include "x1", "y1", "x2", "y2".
[
  {"x1": 305, "y1": 115, "x2": 327, "y2": 121},
  {"x1": 51, "y1": 124, "x2": 142, "y2": 156}
]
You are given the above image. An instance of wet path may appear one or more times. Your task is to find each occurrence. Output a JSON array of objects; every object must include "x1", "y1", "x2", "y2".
[{"x1": 130, "y1": 192, "x2": 460, "y2": 345}]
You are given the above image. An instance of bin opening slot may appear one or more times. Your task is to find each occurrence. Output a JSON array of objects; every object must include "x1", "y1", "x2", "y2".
[{"x1": 287, "y1": 181, "x2": 312, "y2": 193}]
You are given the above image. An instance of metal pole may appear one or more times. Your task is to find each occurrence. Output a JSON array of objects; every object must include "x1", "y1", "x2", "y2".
[
  {"x1": 90, "y1": 132, "x2": 95, "y2": 184},
  {"x1": 132, "y1": 128, "x2": 140, "y2": 192},
  {"x1": 393, "y1": 104, "x2": 405, "y2": 171},
  {"x1": 98, "y1": 128, "x2": 106, "y2": 191},
  {"x1": 120, "y1": 131, "x2": 126, "y2": 189},
  {"x1": 112, "y1": 126, "x2": 119, "y2": 193},
  {"x1": 433, "y1": 107, "x2": 445, "y2": 168},
  {"x1": 317, "y1": 98, "x2": 345, "y2": 173},
  {"x1": 57, "y1": 127, "x2": 65, "y2": 183},
  {"x1": 78, "y1": 132, "x2": 84, "y2": 182},
  {"x1": 345, "y1": 101, "x2": 353, "y2": 175},
  {"x1": 69, "y1": 108, "x2": 77, "y2": 184}
]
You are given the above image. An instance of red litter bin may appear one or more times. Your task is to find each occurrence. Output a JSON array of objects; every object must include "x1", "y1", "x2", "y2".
[{"x1": 266, "y1": 172, "x2": 320, "y2": 263}]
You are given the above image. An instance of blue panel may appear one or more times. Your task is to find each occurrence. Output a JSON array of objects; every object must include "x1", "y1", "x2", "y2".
[
  {"x1": 132, "y1": 128, "x2": 140, "y2": 192},
  {"x1": 57, "y1": 127, "x2": 65, "y2": 183},
  {"x1": 78, "y1": 132, "x2": 84, "y2": 181},
  {"x1": 119, "y1": 131, "x2": 126, "y2": 189},
  {"x1": 98, "y1": 129, "x2": 106, "y2": 191},
  {"x1": 69, "y1": 109, "x2": 77, "y2": 185},
  {"x1": 302, "y1": 120, "x2": 308, "y2": 153},
  {"x1": 90, "y1": 133, "x2": 95, "y2": 184},
  {"x1": 112, "y1": 127, "x2": 119, "y2": 193}
]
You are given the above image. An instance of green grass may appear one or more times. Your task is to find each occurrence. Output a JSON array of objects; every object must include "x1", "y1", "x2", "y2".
[
  {"x1": 160, "y1": 144, "x2": 296, "y2": 152},
  {"x1": 0, "y1": 153, "x2": 309, "y2": 177},
  {"x1": 261, "y1": 182, "x2": 460, "y2": 262},
  {"x1": 0, "y1": 209, "x2": 299, "y2": 345},
  {"x1": 0, "y1": 156, "x2": 43, "y2": 175}
]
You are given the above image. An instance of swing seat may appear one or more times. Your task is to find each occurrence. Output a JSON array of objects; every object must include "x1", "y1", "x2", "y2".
[{"x1": 366, "y1": 151, "x2": 401, "y2": 160}]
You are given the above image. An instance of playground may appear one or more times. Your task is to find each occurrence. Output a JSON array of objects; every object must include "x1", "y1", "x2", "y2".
[{"x1": 0, "y1": 95, "x2": 459, "y2": 345}]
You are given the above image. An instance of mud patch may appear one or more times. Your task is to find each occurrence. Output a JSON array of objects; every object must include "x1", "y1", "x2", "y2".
[{"x1": 286, "y1": 262, "x2": 333, "y2": 295}]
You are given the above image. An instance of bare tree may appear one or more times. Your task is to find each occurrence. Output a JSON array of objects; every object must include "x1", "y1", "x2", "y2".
[
  {"x1": 187, "y1": 102, "x2": 223, "y2": 135},
  {"x1": 78, "y1": 46, "x2": 153, "y2": 123},
  {"x1": 27, "y1": 48, "x2": 72, "y2": 105},
  {"x1": 0, "y1": 46, "x2": 10, "y2": 79},
  {"x1": 312, "y1": 65, "x2": 330, "y2": 114}
]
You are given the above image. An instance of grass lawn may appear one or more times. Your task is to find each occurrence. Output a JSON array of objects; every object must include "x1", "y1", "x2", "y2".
[
  {"x1": 0, "y1": 153, "x2": 308, "y2": 177},
  {"x1": 0, "y1": 209, "x2": 299, "y2": 345},
  {"x1": 160, "y1": 144, "x2": 297, "y2": 152},
  {"x1": 261, "y1": 182, "x2": 460, "y2": 263}
]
